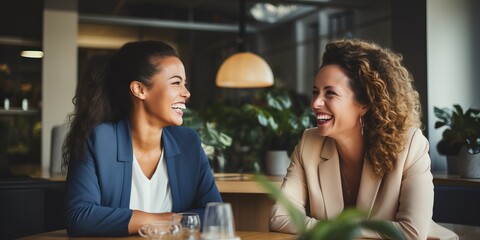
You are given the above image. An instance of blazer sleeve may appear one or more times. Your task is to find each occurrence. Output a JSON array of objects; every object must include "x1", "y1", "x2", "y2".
[
  {"x1": 165, "y1": 127, "x2": 222, "y2": 224},
  {"x1": 360, "y1": 129, "x2": 435, "y2": 240},
  {"x1": 391, "y1": 129, "x2": 434, "y2": 240},
  {"x1": 64, "y1": 128, "x2": 132, "y2": 237},
  {"x1": 269, "y1": 129, "x2": 319, "y2": 233}
]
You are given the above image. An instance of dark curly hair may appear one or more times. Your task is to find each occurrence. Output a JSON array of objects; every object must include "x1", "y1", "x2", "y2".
[{"x1": 321, "y1": 39, "x2": 422, "y2": 178}]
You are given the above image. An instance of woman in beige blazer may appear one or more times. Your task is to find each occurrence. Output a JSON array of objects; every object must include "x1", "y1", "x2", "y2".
[{"x1": 270, "y1": 39, "x2": 458, "y2": 240}]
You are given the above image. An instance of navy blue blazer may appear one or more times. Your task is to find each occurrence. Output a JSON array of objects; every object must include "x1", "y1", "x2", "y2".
[{"x1": 64, "y1": 119, "x2": 222, "y2": 237}]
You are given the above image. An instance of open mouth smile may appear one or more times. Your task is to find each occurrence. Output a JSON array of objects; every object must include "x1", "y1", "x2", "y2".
[
  {"x1": 172, "y1": 103, "x2": 186, "y2": 115},
  {"x1": 316, "y1": 113, "x2": 333, "y2": 125}
]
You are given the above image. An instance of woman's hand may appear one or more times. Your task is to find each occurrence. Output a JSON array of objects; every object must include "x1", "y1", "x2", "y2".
[{"x1": 128, "y1": 210, "x2": 178, "y2": 235}]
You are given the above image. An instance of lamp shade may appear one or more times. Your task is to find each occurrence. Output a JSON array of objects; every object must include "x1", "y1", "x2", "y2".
[{"x1": 216, "y1": 52, "x2": 274, "y2": 88}]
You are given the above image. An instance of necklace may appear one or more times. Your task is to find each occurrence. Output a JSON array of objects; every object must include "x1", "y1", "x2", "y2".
[{"x1": 340, "y1": 164, "x2": 351, "y2": 197}]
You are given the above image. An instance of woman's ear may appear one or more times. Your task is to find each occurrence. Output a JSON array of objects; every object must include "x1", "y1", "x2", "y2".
[
  {"x1": 130, "y1": 81, "x2": 146, "y2": 100},
  {"x1": 360, "y1": 104, "x2": 369, "y2": 116}
]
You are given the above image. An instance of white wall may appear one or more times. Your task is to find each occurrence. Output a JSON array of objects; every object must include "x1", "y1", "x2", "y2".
[
  {"x1": 42, "y1": 0, "x2": 77, "y2": 170},
  {"x1": 427, "y1": 0, "x2": 477, "y2": 172}
]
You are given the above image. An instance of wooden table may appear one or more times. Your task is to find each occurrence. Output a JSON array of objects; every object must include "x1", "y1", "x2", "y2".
[
  {"x1": 29, "y1": 172, "x2": 284, "y2": 233},
  {"x1": 214, "y1": 173, "x2": 283, "y2": 193},
  {"x1": 19, "y1": 224, "x2": 480, "y2": 240},
  {"x1": 19, "y1": 229, "x2": 297, "y2": 240},
  {"x1": 30, "y1": 172, "x2": 480, "y2": 235},
  {"x1": 214, "y1": 173, "x2": 283, "y2": 232},
  {"x1": 433, "y1": 174, "x2": 480, "y2": 187},
  {"x1": 439, "y1": 223, "x2": 480, "y2": 240},
  {"x1": 30, "y1": 172, "x2": 284, "y2": 193}
]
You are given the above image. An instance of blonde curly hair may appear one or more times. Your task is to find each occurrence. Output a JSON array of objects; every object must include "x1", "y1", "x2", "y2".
[{"x1": 321, "y1": 39, "x2": 422, "y2": 178}]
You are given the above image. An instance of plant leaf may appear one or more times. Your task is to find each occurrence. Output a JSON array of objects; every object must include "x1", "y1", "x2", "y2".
[
  {"x1": 359, "y1": 220, "x2": 405, "y2": 240},
  {"x1": 218, "y1": 133, "x2": 232, "y2": 147},
  {"x1": 434, "y1": 122, "x2": 447, "y2": 129},
  {"x1": 433, "y1": 107, "x2": 451, "y2": 127},
  {"x1": 266, "y1": 91, "x2": 292, "y2": 110},
  {"x1": 335, "y1": 208, "x2": 367, "y2": 221},
  {"x1": 254, "y1": 174, "x2": 305, "y2": 233},
  {"x1": 305, "y1": 221, "x2": 333, "y2": 240},
  {"x1": 453, "y1": 104, "x2": 464, "y2": 116},
  {"x1": 322, "y1": 223, "x2": 360, "y2": 240}
]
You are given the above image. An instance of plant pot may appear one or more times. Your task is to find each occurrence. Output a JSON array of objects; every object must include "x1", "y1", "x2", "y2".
[
  {"x1": 446, "y1": 155, "x2": 459, "y2": 175},
  {"x1": 458, "y1": 147, "x2": 480, "y2": 178},
  {"x1": 265, "y1": 150, "x2": 290, "y2": 176}
]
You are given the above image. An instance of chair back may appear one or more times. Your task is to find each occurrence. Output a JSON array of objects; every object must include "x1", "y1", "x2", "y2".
[{"x1": 50, "y1": 124, "x2": 68, "y2": 175}]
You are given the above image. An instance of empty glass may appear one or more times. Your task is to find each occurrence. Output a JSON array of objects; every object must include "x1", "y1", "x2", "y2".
[
  {"x1": 201, "y1": 202, "x2": 239, "y2": 240},
  {"x1": 138, "y1": 221, "x2": 183, "y2": 240},
  {"x1": 179, "y1": 212, "x2": 201, "y2": 240}
]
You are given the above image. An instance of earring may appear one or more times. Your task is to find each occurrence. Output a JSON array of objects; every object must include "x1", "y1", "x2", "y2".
[{"x1": 360, "y1": 117, "x2": 364, "y2": 136}]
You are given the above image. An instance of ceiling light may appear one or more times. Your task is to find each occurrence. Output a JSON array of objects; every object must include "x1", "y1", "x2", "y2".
[
  {"x1": 216, "y1": 0, "x2": 274, "y2": 88},
  {"x1": 21, "y1": 50, "x2": 44, "y2": 58},
  {"x1": 216, "y1": 52, "x2": 274, "y2": 88}
]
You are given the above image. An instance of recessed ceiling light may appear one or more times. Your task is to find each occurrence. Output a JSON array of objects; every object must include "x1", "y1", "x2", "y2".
[{"x1": 20, "y1": 50, "x2": 44, "y2": 59}]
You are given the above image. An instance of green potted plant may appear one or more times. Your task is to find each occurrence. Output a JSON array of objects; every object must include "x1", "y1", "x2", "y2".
[
  {"x1": 245, "y1": 90, "x2": 315, "y2": 175},
  {"x1": 206, "y1": 102, "x2": 269, "y2": 172},
  {"x1": 183, "y1": 108, "x2": 233, "y2": 172},
  {"x1": 434, "y1": 104, "x2": 480, "y2": 177},
  {"x1": 254, "y1": 174, "x2": 405, "y2": 240},
  {"x1": 184, "y1": 102, "x2": 268, "y2": 173},
  {"x1": 183, "y1": 89, "x2": 314, "y2": 175}
]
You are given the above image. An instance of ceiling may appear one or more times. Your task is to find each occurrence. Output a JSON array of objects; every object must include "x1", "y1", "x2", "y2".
[
  {"x1": 77, "y1": 0, "x2": 375, "y2": 23},
  {"x1": 0, "y1": 0, "x2": 382, "y2": 42}
]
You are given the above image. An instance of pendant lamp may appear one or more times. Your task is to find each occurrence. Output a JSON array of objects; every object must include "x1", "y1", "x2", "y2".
[{"x1": 215, "y1": 0, "x2": 274, "y2": 88}]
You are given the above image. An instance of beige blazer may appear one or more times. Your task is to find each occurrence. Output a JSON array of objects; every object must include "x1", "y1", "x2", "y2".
[{"x1": 270, "y1": 128, "x2": 458, "y2": 240}]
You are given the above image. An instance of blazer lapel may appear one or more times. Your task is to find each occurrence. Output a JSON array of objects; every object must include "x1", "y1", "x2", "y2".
[
  {"x1": 116, "y1": 119, "x2": 134, "y2": 208},
  {"x1": 318, "y1": 137, "x2": 344, "y2": 219},
  {"x1": 162, "y1": 128, "x2": 181, "y2": 211},
  {"x1": 117, "y1": 119, "x2": 133, "y2": 163},
  {"x1": 357, "y1": 159, "x2": 382, "y2": 217}
]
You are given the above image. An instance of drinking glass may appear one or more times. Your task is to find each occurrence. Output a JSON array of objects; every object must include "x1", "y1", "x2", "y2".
[
  {"x1": 138, "y1": 221, "x2": 183, "y2": 240},
  {"x1": 179, "y1": 212, "x2": 201, "y2": 240},
  {"x1": 201, "y1": 202, "x2": 239, "y2": 240}
]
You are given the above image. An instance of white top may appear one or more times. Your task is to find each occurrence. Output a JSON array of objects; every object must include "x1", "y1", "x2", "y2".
[{"x1": 129, "y1": 149, "x2": 172, "y2": 213}]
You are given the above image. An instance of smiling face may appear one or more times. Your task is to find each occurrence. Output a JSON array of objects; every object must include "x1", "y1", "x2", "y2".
[
  {"x1": 134, "y1": 56, "x2": 190, "y2": 127},
  {"x1": 310, "y1": 64, "x2": 367, "y2": 141}
]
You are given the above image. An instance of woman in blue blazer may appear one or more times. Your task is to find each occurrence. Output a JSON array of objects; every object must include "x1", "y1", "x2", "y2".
[{"x1": 62, "y1": 41, "x2": 222, "y2": 237}]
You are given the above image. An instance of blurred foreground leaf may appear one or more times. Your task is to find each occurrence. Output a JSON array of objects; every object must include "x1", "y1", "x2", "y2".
[{"x1": 254, "y1": 174, "x2": 405, "y2": 240}]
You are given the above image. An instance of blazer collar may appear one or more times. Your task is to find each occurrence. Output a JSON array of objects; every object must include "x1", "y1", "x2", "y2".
[
  {"x1": 357, "y1": 160, "x2": 382, "y2": 217},
  {"x1": 318, "y1": 137, "x2": 382, "y2": 218},
  {"x1": 162, "y1": 127, "x2": 182, "y2": 210},
  {"x1": 318, "y1": 137, "x2": 344, "y2": 219},
  {"x1": 117, "y1": 119, "x2": 133, "y2": 162},
  {"x1": 162, "y1": 127, "x2": 181, "y2": 157},
  {"x1": 115, "y1": 121, "x2": 183, "y2": 208},
  {"x1": 115, "y1": 120, "x2": 182, "y2": 162}
]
